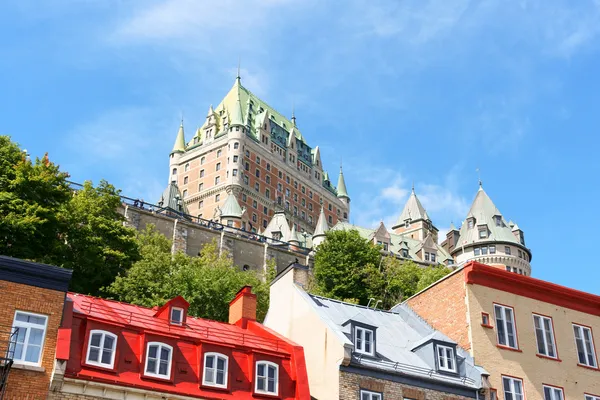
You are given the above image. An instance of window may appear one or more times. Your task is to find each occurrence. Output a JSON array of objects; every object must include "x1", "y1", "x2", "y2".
[
  {"x1": 265, "y1": 189, "x2": 270, "y2": 199},
  {"x1": 233, "y1": 155, "x2": 238, "y2": 163},
  {"x1": 482, "y1": 312, "x2": 491, "y2": 327},
  {"x1": 184, "y1": 163, "x2": 189, "y2": 172},
  {"x1": 183, "y1": 189, "x2": 188, "y2": 198},
  {"x1": 495, "y1": 215, "x2": 502, "y2": 226},
  {"x1": 253, "y1": 200, "x2": 258, "y2": 209},
  {"x1": 199, "y1": 200, "x2": 204, "y2": 208},
  {"x1": 170, "y1": 307, "x2": 184, "y2": 325},
  {"x1": 518, "y1": 250, "x2": 522, "y2": 259},
  {"x1": 234, "y1": 142, "x2": 239, "y2": 149},
  {"x1": 502, "y1": 376, "x2": 524, "y2": 400},
  {"x1": 266, "y1": 175, "x2": 271, "y2": 184},
  {"x1": 354, "y1": 326, "x2": 375, "y2": 356},
  {"x1": 215, "y1": 176, "x2": 220, "y2": 185},
  {"x1": 467, "y1": 219, "x2": 474, "y2": 229},
  {"x1": 183, "y1": 176, "x2": 188, "y2": 184},
  {"x1": 255, "y1": 183, "x2": 260, "y2": 192},
  {"x1": 573, "y1": 324, "x2": 597, "y2": 367},
  {"x1": 255, "y1": 169, "x2": 260, "y2": 178},
  {"x1": 172, "y1": 168, "x2": 177, "y2": 175},
  {"x1": 200, "y1": 169, "x2": 205, "y2": 178},
  {"x1": 233, "y1": 169, "x2": 238, "y2": 176},
  {"x1": 203, "y1": 352, "x2": 228, "y2": 388},
  {"x1": 252, "y1": 213, "x2": 257, "y2": 222},
  {"x1": 10, "y1": 311, "x2": 48, "y2": 365},
  {"x1": 256, "y1": 155, "x2": 261, "y2": 164},
  {"x1": 144, "y1": 342, "x2": 172, "y2": 379},
  {"x1": 242, "y1": 194, "x2": 247, "y2": 202},
  {"x1": 201, "y1": 156, "x2": 205, "y2": 165},
  {"x1": 360, "y1": 390, "x2": 382, "y2": 400},
  {"x1": 255, "y1": 361, "x2": 278, "y2": 395},
  {"x1": 481, "y1": 246, "x2": 488, "y2": 255},
  {"x1": 479, "y1": 228, "x2": 487, "y2": 238},
  {"x1": 328, "y1": 215, "x2": 333, "y2": 224},
  {"x1": 266, "y1": 163, "x2": 271, "y2": 171},
  {"x1": 199, "y1": 183, "x2": 204, "y2": 191},
  {"x1": 490, "y1": 245, "x2": 496, "y2": 254},
  {"x1": 328, "y1": 203, "x2": 332, "y2": 211},
  {"x1": 215, "y1": 194, "x2": 220, "y2": 202},
  {"x1": 217, "y1": 149, "x2": 222, "y2": 157},
  {"x1": 585, "y1": 395, "x2": 600, "y2": 400},
  {"x1": 533, "y1": 315, "x2": 556, "y2": 358},
  {"x1": 431, "y1": 253, "x2": 436, "y2": 262},
  {"x1": 436, "y1": 344, "x2": 456, "y2": 373},
  {"x1": 424, "y1": 252, "x2": 430, "y2": 261},
  {"x1": 216, "y1": 163, "x2": 221, "y2": 171},
  {"x1": 86, "y1": 330, "x2": 117, "y2": 368},
  {"x1": 474, "y1": 247, "x2": 481, "y2": 256},
  {"x1": 245, "y1": 150, "x2": 250, "y2": 157},
  {"x1": 494, "y1": 304, "x2": 518, "y2": 349},
  {"x1": 505, "y1": 246, "x2": 511, "y2": 255},
  {"x1": 543, "y1": 385, "x2": 564, "y2": 400}
]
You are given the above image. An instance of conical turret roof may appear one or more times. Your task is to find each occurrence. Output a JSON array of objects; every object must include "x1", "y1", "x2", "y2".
[
  {"x1": 230, "y1": 80, "x2": 245, "y2": 127},
  {"x1": 220, "y1": 192, "x2": 244, "y2": 219},
  {"x1": 313, "y1": 206, "x2": 329, "y2": 238},
  {"x1": 171, "y1": 123, "x2": 186, "y2": 154},
  {"x1": 337, "y1": 166, "x2": 349, "y2": 199},
  {"x1": 158, "y1": 182, "x2": 189, "y2": 214},
  {"x1": 394, "y1": 187, "x2": 429, "y2": 226},
  {"x1": 288, "y1": 224, "x2": 300, "y2": 244}
]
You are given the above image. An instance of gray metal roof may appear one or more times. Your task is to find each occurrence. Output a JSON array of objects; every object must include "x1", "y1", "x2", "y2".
[
  {"x1": 296, "y1": 287, "x2": 485, "y2": 389},
  {"x1": 158, "y1": 182, "x2": 189, "y2": 215},
  {"x1": 394, "y1": 188, "x2": 430, "y2": 227}
]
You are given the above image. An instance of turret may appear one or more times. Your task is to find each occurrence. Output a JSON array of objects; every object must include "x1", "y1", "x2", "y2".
[
  {"x1": 218, "y1": 191, "x2": 245, "y2": 229},
  {"x1": 169, "y1": 122, "x2": 186, "y2": 184},
  {"x1": 336, "y1": 166, "x2": 350, "y2": 220},
  {"x1": 391, "y1": 185, "x2": 437, "y2": 241},
  {"x1": 312, "y1": 206, "x2": 329, "y2": 248},
  {"x1": 287, "y1": 224, "x2": 301, "y2": 250}
]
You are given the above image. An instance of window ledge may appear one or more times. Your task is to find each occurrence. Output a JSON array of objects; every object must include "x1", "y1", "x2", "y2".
[
  {"x1": 496, "y1": 344, "x2": 522, "y2": 353},
  {"x1": 577, "y1": 363, "x2": 600, "y2": 372},
  {"x1": 536, "y1": 354, "x2": 561, "y2": 362},
  {"x1": 11, "y1": 363, "x2": 45, "y2": 373},
  {"x1": 481, "y1": 324, "x2": 494, "y2": 329}
]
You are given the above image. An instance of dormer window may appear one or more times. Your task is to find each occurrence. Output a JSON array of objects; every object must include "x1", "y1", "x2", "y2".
[
  {"x1": 405, "y1": 219, "x2": 410, "y2": 228},
  {"x1": 436, "y1": 344, "x2": 457, "y2": 373},
  {"x1": 467, "y1": 218, "x2": 475, "y2": 229},
  {"x1": 478, "y1": 227, "x2": 487, "y2": 238},
  {"x1": 495, "y1": 215, "x2": 502, "y2": 227},
  {"x1": 401, "y1": 249, "x2": 409, "y2": 258},
  {"x1": 170, "y1": 307, "x2": 184, "y2": 325},
  {"x1": 431, "y1": 253, "x2": 436, "y2": 262},
  {"x1": 354, "y1": 326, "x2": 375, "y2": 356}
]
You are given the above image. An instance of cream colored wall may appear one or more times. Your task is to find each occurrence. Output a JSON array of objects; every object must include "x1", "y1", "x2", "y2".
[
  {"x1": 467, "y1": 284, "x2": 600, "y2": 399},
  {"x1": 264, "y1": 271, "x2": 345, "y2": 400},
  {"x1": 455, "y1": 244, "x2": 531, "y2": 275}
]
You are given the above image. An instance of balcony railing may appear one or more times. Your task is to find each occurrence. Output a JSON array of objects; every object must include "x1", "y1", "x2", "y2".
[{"x1": 0, "y1": 325, "x2": 18, "y2": 400}]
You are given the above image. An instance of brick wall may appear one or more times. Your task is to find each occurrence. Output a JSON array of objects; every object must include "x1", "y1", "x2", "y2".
[
  {"x1": 0, "y1": 280, "x2": 66, "y2": 400},
  {"x1": 406, "y1": 271, "x2": 471, "y2": 351},
  {"x1": 339, "y1": 371, "x2": 473, "y2": 400}
]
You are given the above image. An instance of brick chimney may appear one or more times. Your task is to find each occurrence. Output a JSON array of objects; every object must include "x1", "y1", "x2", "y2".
[{"x1": 229, "y1": 286, "x2": 257, "y2": 326}]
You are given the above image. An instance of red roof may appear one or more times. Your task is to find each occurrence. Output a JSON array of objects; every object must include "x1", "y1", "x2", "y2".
[{"x1": 68, "y1": 292, "x2": 292, "y2": 354}]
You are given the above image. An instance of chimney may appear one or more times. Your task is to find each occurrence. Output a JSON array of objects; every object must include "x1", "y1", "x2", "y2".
[{"x1": 229, "y1": 286, "x2": 257, "y2": 326}]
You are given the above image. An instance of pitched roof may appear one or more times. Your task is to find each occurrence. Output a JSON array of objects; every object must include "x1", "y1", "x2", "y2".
[
  {"x1": 313, "y1": 206, "x2": 329, "y2": 238},
  {"x1": 337, "y1": 166, "x2": 349, "y2": 199},
  {"x1": 262, "y1": 209, "x2": 292, "y2": 241},
  {"x1": 220, "y1": 192, "x2": 244, "y2": 219},
  {"x1": 171, "y1": 123, "x2": 186, "y2": 154},
  {"x1": 297, "y1": 289, "x2": 484, "y2": 389},
  {"x1": 394, "y1": 188, "x2": 430, "y2": 227},
  {"x1": 158, "y1": 182, "x2": 189, "y2": 214},
  {"x1": 287, "y1": 224, "x2": 300, "y2": 244}
]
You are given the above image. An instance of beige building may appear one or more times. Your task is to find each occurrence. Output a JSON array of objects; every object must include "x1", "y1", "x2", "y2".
[
  {"x1": 264, "y1": 262, "x2": 491, "y2": 400},
  {"x1": 404, "y1": 261, "x2": 600, "y2": 400},
  {"x1": 165, "y1": 75, "x2": 350, "y2": 241}
]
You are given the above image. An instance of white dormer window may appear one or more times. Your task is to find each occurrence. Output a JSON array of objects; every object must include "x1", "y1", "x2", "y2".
[
  {"x1": 431, "y1": 253, "x2": 436, "y2": 262},
  {"x1": 402, "y1": 249, "x2": 409, "y2": 258},
  {"x1": 86, "y1": 330, "x2": 117, "y2": 369},
  {"x1": 424, "y1": 252, "x2": 430, "y2": 261},
  {"x1": 467, "y1": 218, "x2": 474, "y2": 229},
  {"x1": 170, "y1": 307, "x2": 183, "y2": 325},
  {"x1": 405, "y1": 219, "x2": 410, "y2": 228},
  {"x1": 436, "y1": 344, "x2": 457, "y2": 373},
  {"x1": 355, "y1": 326, "x2": 375, "y2": 356},
  {"x1": 478, "y1": 227, "x2": 487, "y2": 238},
  {"x1": 495, "y1": 215, "x2": 502, "y2": 227}
]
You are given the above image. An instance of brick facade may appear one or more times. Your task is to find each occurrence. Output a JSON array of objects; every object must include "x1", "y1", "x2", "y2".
[
  {"x1": 406, "y1": 271, "x2": 471, "y2": 350},
  {"x1": 339, "y1": 371, "x2": 473, "y2": 400},
  {"x1": 1, "y1": 280, "x2": 66, "y2": 400}
]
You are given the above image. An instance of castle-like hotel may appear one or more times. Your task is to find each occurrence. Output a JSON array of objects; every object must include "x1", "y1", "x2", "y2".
[{"x1": 163, "y1": 75, "x2": 531, "y2": 274}]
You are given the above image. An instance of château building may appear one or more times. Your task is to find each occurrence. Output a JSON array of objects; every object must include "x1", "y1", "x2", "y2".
[{"x1": 165, "y1": 74, "x2": 350, "y2": 238}]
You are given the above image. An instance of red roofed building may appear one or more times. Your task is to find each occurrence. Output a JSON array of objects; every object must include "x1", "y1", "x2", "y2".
[{"x1": 49, "y1": 286, "x2": 310, "y2": 400}]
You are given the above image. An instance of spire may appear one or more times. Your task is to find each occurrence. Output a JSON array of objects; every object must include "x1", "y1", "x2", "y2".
[
  {"x1": 337, "y1": 165, "x2": 349, "y2": 199},
  {"x1": 288, "y1": 224, "x2": 300, "y2": 245},
  {"x1": 207, "y1": 104, "x2": 215, "y2": 117},
  {"x1": 236, "y1": 57, "x2": 241, "y2": 84},
  {"x1": 291, "y1": 103, "x2": 297, "y2": 127},
  {"x1": 171, "y1": 122, "x2": 186, "y2": 154},
  {"x1": 313, "y1": 206, "x2": 329, "y2": 238},
  {"x1": 230, "y1": 81, "x2": 245, "y2": 127},
  {"x1": 393, "y1": 187, "x2": 429, "y2": 227},
  {"x1": 220, "y1": 192, "x2": 244, "y2": 219},
  {"x1": 449, "y1": 221, "x2": 457, "y2": 231}
]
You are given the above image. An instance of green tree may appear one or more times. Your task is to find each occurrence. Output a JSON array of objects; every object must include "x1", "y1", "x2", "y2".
[
  {"x1": 313, "y1": 229, "x2": 381, "y2": 305},
  {"x1": 107, "y1": 225, "x2": 272, "y2": 322},
  {"x1": 0, "y1": 136, "x2": 71, "y2": 260},
  {"x1": 54, "y1": 180, "x2": 139, "y2": 295},
  {"x1": 417, "y1": 264, "x2": 453, "y2": 292}
]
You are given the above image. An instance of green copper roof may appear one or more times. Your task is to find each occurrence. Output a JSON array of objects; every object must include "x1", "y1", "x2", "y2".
[
  {"x1": 171, "y1": 123, "x2": 186, "y2": 154},
  {"x1": 158, "y1": 182, "x2": 189, "y2": 214},
  {"x1": 229, "y1": 81, "x2": 245, "y2": 127},
  {"x1": 337, "y1": 167, "x2": 349, "y2": 199},
  {"x1": 313, "y1": 206, "x2": 329, "y2": 238},
  {"x1": 220, "y1": 192, "x2": 244, "y2": 219}
]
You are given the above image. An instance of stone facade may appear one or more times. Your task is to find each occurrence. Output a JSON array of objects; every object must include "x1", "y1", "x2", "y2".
[{"x1": 339, "y1": 371, "x2": 474, "y2": 400}]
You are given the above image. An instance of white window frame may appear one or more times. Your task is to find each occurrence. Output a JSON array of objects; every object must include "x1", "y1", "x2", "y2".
[
  {"x1": 85, "y1": 330, "x2": 117, "y2": 369},
  {"x1": 573, "y1": 324, "x2": 597, "y2": 368},
  {"x1": 11, "y1": 311, "x2": 48, "y2": 366},
  {"x1": 144, "y1": 342, "x2": 173, "y2": 379},
  {"x1": 354, "y1": 326, "x2": 375, "y2": 356},
  {"x1": 494, "y1": 304, "x2": 518, "y2": 349},
  {"x1": 585, "y1": 395, "x2": 600, "y2": 400},
  {"x1": 533, "y1": 314, "x2": 557, "y2": 359},
  {"x1": 436, "y1": 344, "x2": 457, "y2": 373},
  {"x1": 502, "y1": 376, "x2": 524, "y2": 400},
  {"x1": 542, "y1": 385, "x2": 564, "y2": 400},
  {"x1": 360, "y1": 389, "x2": 383, "y2": 400},
  {"x1": 170, "y1": 307, "x2": 184, "y2": 325},
  {"x1": 202, "y1": 352, "x2": 228, "y2": 388},
  {"x1": 255, "y1": 360, "x2": 279, "y2": 395}
]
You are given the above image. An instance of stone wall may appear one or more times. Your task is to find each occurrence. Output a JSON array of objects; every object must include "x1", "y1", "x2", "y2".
[
  {"x1": 339, "y1": 370, "x2": 474, "y2": 400},
  {"x1": 121, "y1": 205, "x2": 313, "y2": 275}
]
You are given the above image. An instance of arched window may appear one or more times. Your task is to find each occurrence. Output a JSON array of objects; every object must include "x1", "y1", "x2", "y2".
[
  {"x1": 144, "y1": 342, "x2": 172, "y2": 379},
  {"x1": 203, "y1": 352, "x2": 228, "y2": 388},
  {"x1": 184, "y1": 163, "x2": 190, "y2": 172},
  {"x1": 86, "y1": 330, "x2": 117, "y2": 369},
  {"x1": 255, "y1": 361, "x2": 278, "y2": 395},
  {"x1": 172, "y1": 168, "x2": 177, "y2": 175}
]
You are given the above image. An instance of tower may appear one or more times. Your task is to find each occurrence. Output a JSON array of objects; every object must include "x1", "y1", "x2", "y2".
[
  {"x1": 169, "y1": 122, "x2": 186, "y2": 184},
  {"x1": 391, "y1": 185, "x2": 438, "y2": 242},
  {"x1": 336, "y1": 166, "x2": 350, "y2": 221},
  {"x1": 312, "y1": 206, "x2": 329, "y2": 248}
]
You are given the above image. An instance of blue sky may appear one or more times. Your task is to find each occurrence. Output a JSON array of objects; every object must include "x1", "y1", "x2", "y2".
[{"x1": 1, "y1": 0, "x2": 599, "y2": 294}]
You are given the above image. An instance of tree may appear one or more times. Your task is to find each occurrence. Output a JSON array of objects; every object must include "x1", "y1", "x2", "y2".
[
  {"x1": 313, "y1": 229, "x2": 381, "y2": 304},
  {"x1": 54, "y1": 180, "x2": 139, "y2": 295},
  {"x1": 416, "y1": 264, "x2": 453, "y2": 292},
  {"x1": 107, "y1": 225, "x2": 273, "y2": 322},
  {"x1": 0, "y1": 136, "x2": 71, "y2": 261}
]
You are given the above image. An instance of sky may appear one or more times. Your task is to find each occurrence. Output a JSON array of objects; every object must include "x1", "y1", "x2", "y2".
[{"x1": 1, "y1": 0, "x2": 599, "y2": 294}]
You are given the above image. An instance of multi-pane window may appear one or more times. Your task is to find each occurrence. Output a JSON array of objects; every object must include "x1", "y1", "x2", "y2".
[
  {"x1": 505, "y1": 246, "x2": 511, "y2": 255},
  {"x1": 144, "y1": 342, "x2": 172, "y2": 379},
  {"x1": 360, "y1": 390, "x2": 382, "y2": 400},
  {"x1": 203, "y1": 352, "x2": 228, "y2": 388},
  {"x1": 354, "y1": 326, "x2": 375, "y2": 356},
  {"x1": 11, "y1": 311, "x2": 48, "y2": 365},
  {"x1": 255, "y1": 361, "x2": 278, "y2": 395},
  {"x1": 502, "y1": 376, "x2": 524, "y2": 400},
  {"x1": 436, "y1": 344, "x2": 456, "y2": 372},
  {"x1": 542, "y1": 385, "x2": 564, "y2": 400},
  {"x1": 585, "y1": 395, "x2": 600, "y2": 400},
  {"x1": 533, "y1": 314, "x2": 556, "y2": 358},
  {"x1": 474, "y1": 248, "x2": 481, "y2": 256},
  {"x1": 170, "y1": 307, "x2": 183, "y2": 325},
  {"x1": 494, "y1": 304, "x2": 518, "y2": 349},
  {"x1": 573, "y1": 324, "x2": 597, "y2": 367},
  {"x1": 86, "y1": 330, "x2": 117, "y2": 368}
]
